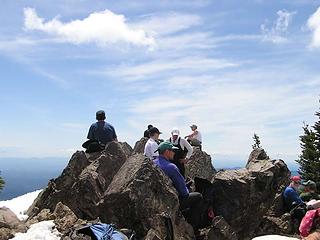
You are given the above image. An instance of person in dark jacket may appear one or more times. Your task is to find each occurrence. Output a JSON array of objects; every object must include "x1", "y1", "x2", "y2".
[
  {"x1": 87, "y1": 110, "x2": 117, "y2": 145},
  {"x1": 168, "y1": 128, "x2": 193, "y2": 178},
  {"x1": 153, "y1": 141, "x2": 203, "y2": 232},
  {"x1": 283, "y1": 176, "x2": 304, "y2": 209}
]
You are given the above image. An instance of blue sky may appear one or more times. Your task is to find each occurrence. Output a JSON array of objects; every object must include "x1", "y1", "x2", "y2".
[{"x1": 0, "y1": 0, "x2": 320, "y2": 168}]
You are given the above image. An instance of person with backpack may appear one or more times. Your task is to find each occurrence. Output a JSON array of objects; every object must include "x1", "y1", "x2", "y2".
[
  {"x1": 87, "y1": 110, "x2": 117, "y2": 145},
  {"x1": 168, "y1": 128, "x2": 193, "y2": 178},
  {"x1": 153, "y1": 141, "x2": 203, "y2": 233},
  {"x1": 83, "y1": 110, "x2": 117, "y2": 153}
]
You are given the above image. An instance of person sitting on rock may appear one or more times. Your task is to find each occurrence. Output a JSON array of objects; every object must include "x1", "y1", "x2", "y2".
[
  {"x1": 284, "y1": 176, "x2": 320, "y2": 209},
  {"x1": 144, "y1": 127, "x2": 162, "y2": 160},
  {"x1": 167, "y1": 128, "x2": 193, "y2": 178},
  {"x1": 283, "y1": 175, "x2": 307, "y2": 224},
  {"x1": 283, "y1": 176, "x2": 304, "y2": 210},
  {"x1": 143, "y1": 124, "x2": 153, "y2": 138},
  {"x1": 87, "y1": 110, "x2": 118, "y2": 145},
  {"x1": 153, "y1": 141, "x2": 203, "y2": 232},
  {"x1": 185, "y1": 124, "x2": 202, "y2": 150},
  {"x1": 300, "y1": 180, "x2": 320, "y2": 202}
]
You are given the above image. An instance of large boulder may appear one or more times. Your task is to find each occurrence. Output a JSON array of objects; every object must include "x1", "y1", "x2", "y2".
[
  {"x1": 211, "y1": 149, "x2": 290, "y2": 239},
  {"x1": 0, "y1": 228, "x2": 13, "y2": 240},
  {"x1": 27, "y1": 141, "x2": 128, "y2": 219},
  {"x1": 0, "y1": 207, "x2": 21, "y2": 229},
  {"x1": 0, "y1": 207, "x2": 26, "y2": 240},
  {"x1": 255, "y1": 214, "x2": 293, "y2": 236},
  {"x1": 207, "y1": 216, "x2": 238, "y2": 240},
  {"x1": 186, "y1": 148, "x2": 216, "y2": 181},
  {"x1": 119, "y1": 142, "x2": 134, "y2": 158},
  {"x1": 133, "y1": 137, "x2": 148, "y2": 154},
  {"x1": 245, "y1": 148, "x2": 270, "y2": 169},
  {"x1": 97, "y1": 153, "x2": 194, "y2": 239}
]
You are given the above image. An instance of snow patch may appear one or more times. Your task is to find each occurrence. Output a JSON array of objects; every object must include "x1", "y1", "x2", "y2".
[
  {"x1": 0, "y1": 189, "x2": 42, "y2": 220},
  {"x1": 10, "y1": 220, "x2": 60, "y2": 240},
  {"x1": 252, "y1": 235, "x2": 299, "y2": 240}
]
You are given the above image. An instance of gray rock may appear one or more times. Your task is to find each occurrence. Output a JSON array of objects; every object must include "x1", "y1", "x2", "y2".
[
  {"x1": 0, "y1": 207, "x2": 21, "y2": 229},
  {"x1": 53, "y1": 202, "x2": 79, "y2": 233},
  {"x1": 119, "y1": 142, "x2": 134, "y2": 158},
  {"x1": 97, "y1": 153, "x2": 194, "y2": 239},
  {"x1": 27, "y1": 142, "x2": 127, "y2": 219},
  {"x1": 0, "y1": 228, "x2": 14, "y2": 240},
  {"x1": 207, "y1": 216, "x2": 238, "y2": 240},
  {"x1": 255, "y1": 213, "x2": 293, "y2": 236},
  {"x1": 211, "y1": 149, "x2": 290, "y2": 239},
  {"x1": 245, "y1": 148, "x2": 269, "y2": 169},
  {"x1": 144, "y1": 229, "x2": 162, "y2": 240},
  {"x1": 26, "y1": 209, "x2": 54, "y2": 227},
  {"x1": 186, "y1": 148, "x2": 216, "y2": 181},
  {"x1": 133, "y1": 137, "x2": 148, "y2": 154},
  {"x1": 0, "y1": 207, "x2": 27, "y2": 239}
]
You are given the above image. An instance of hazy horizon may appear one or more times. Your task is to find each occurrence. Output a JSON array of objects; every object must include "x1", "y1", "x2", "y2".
[{"x1": 0, "y1": 150, "x2": 300, "y2": 201}]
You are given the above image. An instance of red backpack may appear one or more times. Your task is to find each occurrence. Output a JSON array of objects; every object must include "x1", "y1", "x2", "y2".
[{"x1": 299, "y1": 209, "x2": 320, "y2": 237}]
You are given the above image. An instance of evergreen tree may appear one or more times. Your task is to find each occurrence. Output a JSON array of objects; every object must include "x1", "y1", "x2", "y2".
[
  {"x1": 314, "y1": 110, "x2": 320, "y2": 152},
  {"x1": 0, "y1": 172, "x2": 4, "y2": 192},
  {"x1": 296, "y1": 120, "x2": 320, "y2": 186},
  {"x1": 252, "y1": 133, "x2": 261, "y2": 149}
]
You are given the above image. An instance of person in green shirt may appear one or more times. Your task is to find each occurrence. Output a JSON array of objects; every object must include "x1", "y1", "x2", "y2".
[{"x1": 300, "y1": 180, "x2": 320, "y2": 202}]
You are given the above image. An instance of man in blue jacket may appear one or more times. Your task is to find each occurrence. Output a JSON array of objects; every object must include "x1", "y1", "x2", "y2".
[
  {"x1": 283, "y1": 175, "x2": 304, "y2": 209},
  {"x1": 87, "y1": 110, "x2": 118, "y2": 145},
  {"x1": 153, "y1": 141, "x2": 203, "y2": 231}
]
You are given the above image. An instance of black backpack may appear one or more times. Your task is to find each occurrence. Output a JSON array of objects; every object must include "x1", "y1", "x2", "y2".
[
  {"x1": 183, "y1": 177, "x2": 215, "y2": 229},
  {"x1": 82, "y1": 139, "x2": 105, "y2": 153}
]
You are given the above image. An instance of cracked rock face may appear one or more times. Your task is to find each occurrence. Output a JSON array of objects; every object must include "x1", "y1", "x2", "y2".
[{"x1": 210, "y1": 149, "x2": 290, "y2": 239}]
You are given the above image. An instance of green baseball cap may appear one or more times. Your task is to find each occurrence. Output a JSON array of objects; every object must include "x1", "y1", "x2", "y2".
[
  {"x1": 302, "y1": 180, "x2": 316, "y2": 188},
  {"x1": 154, "y1": 141, "x2": 179, "y2": 153}
]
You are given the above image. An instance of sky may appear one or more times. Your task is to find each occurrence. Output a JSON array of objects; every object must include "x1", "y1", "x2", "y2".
[{"x1": 1, "y1": 0, "x2": 320, "y2": 168}]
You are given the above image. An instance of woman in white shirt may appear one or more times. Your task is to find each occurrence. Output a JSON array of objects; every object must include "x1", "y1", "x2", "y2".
[{"x1": 144, "y1": 127, "x2": 162, "y2": 160}]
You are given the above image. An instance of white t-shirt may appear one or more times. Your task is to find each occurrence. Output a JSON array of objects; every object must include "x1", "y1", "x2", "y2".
[
  {"x1": 195, "y1": 130, "x2": 202, "y2": 142},
  {"x1": 144, "y1": 138, "x2": 159, "y2": 160},
  {"x1": 189, "y1": 130, "x2": 202, "y2": 142}
]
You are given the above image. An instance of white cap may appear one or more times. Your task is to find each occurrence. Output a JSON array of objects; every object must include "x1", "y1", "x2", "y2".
[{"x1": 171, "y1": 128, "x2": 180, "y2": 136}]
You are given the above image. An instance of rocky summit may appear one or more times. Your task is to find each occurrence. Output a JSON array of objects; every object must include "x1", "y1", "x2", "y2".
[{"x1": 2, "y1": 140, "x2": 296, "y2": 240}]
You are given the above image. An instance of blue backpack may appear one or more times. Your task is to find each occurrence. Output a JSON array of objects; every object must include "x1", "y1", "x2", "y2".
[{"x1": 69, "y1": 223, "x2": 134, "y2": 240}]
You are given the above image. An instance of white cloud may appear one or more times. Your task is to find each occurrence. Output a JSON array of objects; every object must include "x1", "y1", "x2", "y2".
[
  {"x1": 122, "y1": 67, "x2": 319, "y2": 161},
  {"x1": 261, "y1": 9, "x2": 296, "y2": 43},
  {"x1": 158, "y1": 32, "x2": 217, "y2": 50},
  {"x1": 307, "y1": 6, "x2": 320, "y2": 48},
  {"x1": 23, "y1": 8, "x2": 155, "y2": 49},
  {"x1": 132, "y1": 13, "x2": 202, "y2": 36},
  {"x1": 104, "y1": 57, "x2": 238, "y2": 80}
]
